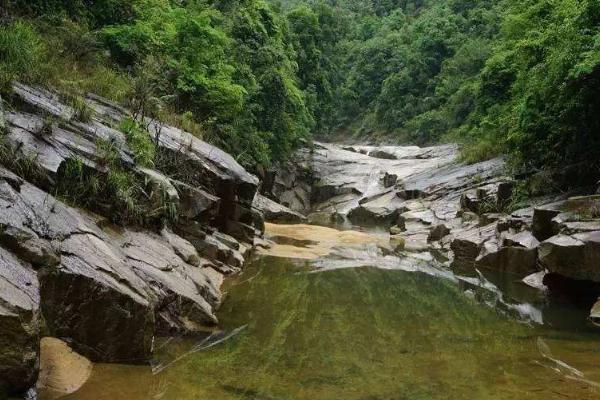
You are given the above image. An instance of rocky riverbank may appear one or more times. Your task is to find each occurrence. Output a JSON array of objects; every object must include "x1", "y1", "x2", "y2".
[
  {"x1": 261, "y1": 142, "x2": 600, "y2": 325},
  {"x1": 0, "y1": 83, "x2": 266, "y2": 397},
  {"x1": 2, "y1": 83, "x2": 600, "y2": 398}
]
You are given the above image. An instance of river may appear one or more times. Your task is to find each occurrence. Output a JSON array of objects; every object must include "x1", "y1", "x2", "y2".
[
  {"x1": 47, "y1": 224, "x2": 600, "y2": 400},
  {"x1": 43, "y1": 143, "x2": 600, "y2": 400}
]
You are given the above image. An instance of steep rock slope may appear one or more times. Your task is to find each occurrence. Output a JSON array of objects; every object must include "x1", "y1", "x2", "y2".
[{"x1": 0, "y1": 83, "x2": 264, "y2": 396}]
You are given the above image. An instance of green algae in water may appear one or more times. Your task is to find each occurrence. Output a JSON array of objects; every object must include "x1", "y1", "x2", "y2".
[{"x1": 61, "y1": 256, "x2": 600, "y2": 400}]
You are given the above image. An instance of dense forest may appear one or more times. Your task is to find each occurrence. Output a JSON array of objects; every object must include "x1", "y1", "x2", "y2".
[{"x1": 1, "y1": 0, "x2": 599, "y2": 176}]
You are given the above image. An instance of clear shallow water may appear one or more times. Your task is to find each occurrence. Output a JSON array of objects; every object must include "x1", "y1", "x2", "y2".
[{"x1": 57, "y1": 255, "x2": 600, "y2": 400}]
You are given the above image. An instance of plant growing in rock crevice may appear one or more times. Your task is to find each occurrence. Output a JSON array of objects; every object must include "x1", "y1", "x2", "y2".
[
  {"x1": 119, "y1": 118, "x2": 156, "y2": 167},
  {"x1": 71, "y1": 95, "x2": 94, "y2": 123}
]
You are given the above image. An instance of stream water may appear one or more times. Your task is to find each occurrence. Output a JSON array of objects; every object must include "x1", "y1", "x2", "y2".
[{"x1": 54, "y1": 241, "x2": 600, "y2": 400}]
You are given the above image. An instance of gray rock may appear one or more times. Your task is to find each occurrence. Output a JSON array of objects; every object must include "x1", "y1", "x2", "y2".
[
  {"x1": 171, "y1": 179, "x2": 220, "y2": 222},
  {"x1": 522, "y1": 271, "x2": 547, "y2": 291},
  {"x1": 253, "y1": 194, "x2": 307, "y2": 223},
  {"x1": 0, "y1": 225, "x2": 60, "y2": 268},
  {"x1": 475, "y1": 240, "x2": 538, "y2": 276},
  {"x1": 161, "y1": 227, "x2": 201, "y2": 267},
  {"x1": 399, "y1": 209, "x2": 436, "y2": 227},
  {"x1": 382, "y1": 172, "x2": 398, "y2": 188},
  {"x1": 9, "y1": 83, "x2": 260, "y2": 240},
  {"x1": 137, "y1": 167, "x2": 179, "y2": 202},
  {"x1": 564, "y1": 195, "x2": 600, "y2": 213},
  {"x1": 312, "y1": 182, "x2": 361, "y2": 204},
  {"x1": 496, "y1": 181, "x2": 515, "y2": 208},
  {"x1": 120, "y1": 230, "x2": 220, "y2": 334},
  {"x1": 502, "y1": 230, "x2": 540, "y2": 249},
  {"x1": 146, "y1": 121, "x2": 259, "y2": 206},
  {"x1": 396, "y1": 188, "x2": 426, "y2": 200},
  {"x1": 347, "y1": 206, "x2": 399, "y2": 228},
  {"x1": 479, "y1": 213, "x2": 503, "y2": 226},
  {"x1": 496, "y1": 216, "x2": 529, "y2": 234},
  {"x1": 12, "y1": 83, "x2": 75, "y2": 120},
  {"x1": 460, "y1": 191, "x2": 480, "y2": 213},
  {"x1": 450, "y1": 224, "x2": 496, "y2": 266},
  {"x1": 0, "y1": 247, "x2": 40, "y2": 395},
  {"x1": 0, "y1": 166, "x2": 228, "y2": 365},
  {"x1": 43, "y1": 232, "x2": 154, "y2": 363},
  {"x1": 368, "y1": 149, "x2": 397, "y2": 160},
  {"x1": 539, "y1": 232, "x2": 600, "y2": 282},
  {"x1": 428, "y1": 224, "x2": 451, "y2": 242}
]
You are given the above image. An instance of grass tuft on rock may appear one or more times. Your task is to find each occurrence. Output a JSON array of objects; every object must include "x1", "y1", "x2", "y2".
[{"x1": 119, "y1": 118, "x2": 156, "y2": 168}]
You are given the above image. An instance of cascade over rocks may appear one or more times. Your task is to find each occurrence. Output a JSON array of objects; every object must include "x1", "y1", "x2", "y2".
[{"x1": 0, "y1": 83, "x2": 265, "y2": 396}]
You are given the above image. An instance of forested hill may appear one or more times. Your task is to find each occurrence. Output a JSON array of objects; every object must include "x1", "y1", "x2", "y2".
[{"x1": 1, "y1": 0, "x2": 599, "y2": 178}]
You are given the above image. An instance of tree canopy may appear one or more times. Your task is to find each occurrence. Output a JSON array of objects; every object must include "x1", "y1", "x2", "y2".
[{"x1": 2, "y1": 0, "x2": 599, "y2": 173}]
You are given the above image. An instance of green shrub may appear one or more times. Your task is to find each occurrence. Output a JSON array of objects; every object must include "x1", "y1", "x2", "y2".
[{"x1": 0, "y1": 21, "x2": 45, "y2": 90}]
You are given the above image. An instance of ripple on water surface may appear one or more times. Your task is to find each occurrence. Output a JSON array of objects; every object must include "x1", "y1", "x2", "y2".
[{"x1": 57, "y1": 255, "x2": 600, "y2": 400}]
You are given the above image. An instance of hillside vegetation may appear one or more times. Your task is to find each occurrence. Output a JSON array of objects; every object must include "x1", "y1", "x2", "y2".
[{"x1": 1, "y1": 0, "x2": 599, "y2": 177}]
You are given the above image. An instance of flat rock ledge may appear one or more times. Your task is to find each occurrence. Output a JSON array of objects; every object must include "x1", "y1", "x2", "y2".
[{"x1": 0, "y1": 84, "x2": 265, "y2": 397}]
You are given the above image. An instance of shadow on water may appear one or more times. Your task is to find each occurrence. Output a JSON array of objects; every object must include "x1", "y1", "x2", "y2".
[{"x1": 57, "y1": 255, "x2": 600, "y2": 400}]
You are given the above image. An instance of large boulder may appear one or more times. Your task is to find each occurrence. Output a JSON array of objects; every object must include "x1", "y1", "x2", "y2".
[
  {"x1": 539, "y1": 232, "x2": 600, "y2": 282},
  {"x1": 42, "y1": 232, "x2": 154, "y2": 363},
  {"x1": 119, "y1": 230, "x2": 221, "y2": 334},
  {"x1": 450, "y1": 224, "x2": 496, "y2": 267},
  {"x1": 475, "y1": 237, "x2": 538, "y2": 276},
  {"x1": 0, "y1": 247, "x2": 40, "y2": 396}
]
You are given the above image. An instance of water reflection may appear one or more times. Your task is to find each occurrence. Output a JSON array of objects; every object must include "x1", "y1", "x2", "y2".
[{"x1": 58, "y1": 255, "x2": 600, "y2": 400}]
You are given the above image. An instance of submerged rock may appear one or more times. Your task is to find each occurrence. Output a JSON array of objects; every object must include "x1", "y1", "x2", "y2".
[{"x1": 36, "y1": 337, "x2": 92, "y2": 399}]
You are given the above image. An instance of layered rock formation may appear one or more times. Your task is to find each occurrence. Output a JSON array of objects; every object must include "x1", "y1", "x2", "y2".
[
  {"x1": 265, "y1": 142, "x2": 600, "y2": 326},
  {"x1": 0, "y1": 83, "x2": 264, "y2": 396}
]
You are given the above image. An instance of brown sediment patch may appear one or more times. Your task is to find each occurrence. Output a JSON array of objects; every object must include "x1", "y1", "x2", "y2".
[
  {"x1": 37, "y1": 337, "x2": 93, "y2": 399},
  {"x1": 258, "y1": 223, "x2": 389, "y2": 260}
]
